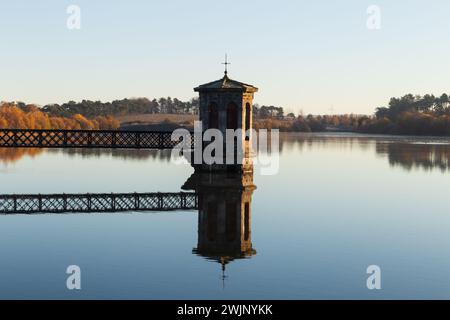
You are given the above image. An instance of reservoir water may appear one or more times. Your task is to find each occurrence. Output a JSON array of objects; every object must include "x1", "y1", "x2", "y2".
[{"x1": 0, "y1": 132, "x2": 449, "y2": 299}]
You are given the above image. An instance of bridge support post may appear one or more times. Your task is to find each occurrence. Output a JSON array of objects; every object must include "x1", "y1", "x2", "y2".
[
  {"x1": 111, "y1": 193, "x2": 115, "y2": 212},
  {"x1": 87, "y1": 194, "x2": 92, "y2": 211},
  {"x1": 158, "y1": 193, "x2": 163, "y2": 210},
  {"x1": 135, "y1": 132, "x2": 141, "y2": 149},
  {"x1": 158, "y1": 133, "x2": 163, "y2": 149},
  {"x1": 87, "y1": 132, "x2": 92, "y2": 146},
  {"x1": 134, "y1": 193, "x2": 139, "y2": 210},
  {"x1": 112, "y1": 132, "x2": 117, "y2": 148},
  {"x1": 13, "y1": 131, "x2": 18, "y2": 147},
  {"x1": 63, "y1": 194, "x2": 67, "y2": 212},
  {"x1": 181, "y1": 193, "x2": 186, "y2": 210}
]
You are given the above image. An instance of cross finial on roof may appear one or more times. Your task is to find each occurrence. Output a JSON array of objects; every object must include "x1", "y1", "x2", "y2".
[
  {"x1": 222, "y1": 54, "x2": 231, "y2": 76},
  {"x1": 220, "y1": 258, "x2": 228, "y2": 290}
]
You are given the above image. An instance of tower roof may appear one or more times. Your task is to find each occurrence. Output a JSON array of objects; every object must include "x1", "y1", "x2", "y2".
[{"x1": 194, "y1": 74, "x2": 258, "y2": 93}]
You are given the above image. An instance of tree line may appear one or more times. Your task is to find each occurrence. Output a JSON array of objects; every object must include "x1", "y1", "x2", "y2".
[
  {"x1": 253, "y1": 114, "x2": 367, "y2": 132},
  {"x1": 254, "y1": 94, "x2": 450, "y2": 136},
  {"x1": 361, "y1": 94, "x2": 450, "y2": 135},
  {"x1": 2, "y1": 93, "x2": 450, "y2": 136},
  {"x1": 0, "y1": 103, "x2": 119, "y2": 130},
  {"x1": 40, "y1": 97, "x2": 288, "y2": 120},
  {"x1": 40, "y1": 97, "x2": 200, "y2": 118}
]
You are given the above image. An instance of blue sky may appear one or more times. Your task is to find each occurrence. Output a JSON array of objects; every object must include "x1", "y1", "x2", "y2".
[{"x1": 1, "y1": 0, "x2": 450, "y2": 114}]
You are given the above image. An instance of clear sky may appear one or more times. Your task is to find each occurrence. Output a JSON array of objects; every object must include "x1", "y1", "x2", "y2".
[{"x1": 1, "y1": 0, "x2": 449, "y2": 115}]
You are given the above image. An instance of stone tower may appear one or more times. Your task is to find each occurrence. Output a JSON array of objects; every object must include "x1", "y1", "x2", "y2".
[{"x1": 194, "y1": 71, "x2": 258, "y2": 173}]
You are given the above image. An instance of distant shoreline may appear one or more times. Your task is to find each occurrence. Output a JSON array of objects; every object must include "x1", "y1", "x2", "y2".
[{"x1": 120, "y1": 122, "x2": 450, "y2": 139}]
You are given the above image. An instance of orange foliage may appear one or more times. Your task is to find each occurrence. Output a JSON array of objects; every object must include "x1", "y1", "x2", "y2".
[{"x1": 0, "y1": 103, "x2": 119, "y2": 130}]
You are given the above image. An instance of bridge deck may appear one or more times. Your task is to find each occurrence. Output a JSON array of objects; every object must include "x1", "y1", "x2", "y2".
[
  {"x1": 0, "y1": 192, "x2": 198, "y2": 214},
  {"x1": 0, "y1": 129, "x2": 191, "y2": 149}
]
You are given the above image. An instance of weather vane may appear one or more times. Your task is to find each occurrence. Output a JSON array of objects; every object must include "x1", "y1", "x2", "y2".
[{"x1": 222, "y1": 54, "x2": 231, "y2": 75}]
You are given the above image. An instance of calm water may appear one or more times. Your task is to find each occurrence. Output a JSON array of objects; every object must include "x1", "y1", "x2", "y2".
[{"x1": 0, "y1": 132, "x2": 449, "y2": 299}]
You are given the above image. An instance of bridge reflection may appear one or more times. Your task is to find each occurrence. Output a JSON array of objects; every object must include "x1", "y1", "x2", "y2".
[
  {"x1": 0, "y1": 169, "x2": 258, "y2": 281},
  {"x1": 0, "y1": 192, "x2": 198, "y2": 214}
]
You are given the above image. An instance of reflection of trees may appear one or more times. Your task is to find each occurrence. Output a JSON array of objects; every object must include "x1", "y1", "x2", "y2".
[
  {"x1": 279, "y1": 133, "x2": 374, "y2": 153},
  {"x1": 376, "y1": 143, "x2": 450, "y2": 172},
  {"x1": 54, "y1": 148, "x2": 173, "y2": 162},
  {"x1": 280, "y1": 133, "x2": 450, "y2": 172},
  {"x1": 0, "y1": 133, "x2": 370, "y2": 164},
  {"x1": 0, "y1": 148, "x2": 43, "y2": 164},
  {"x1": 0, "y1": 148, "x2": 173, "y2": 164},
  {"x1": 2, "y1": 135, "x2": 449, "y2": 172}
]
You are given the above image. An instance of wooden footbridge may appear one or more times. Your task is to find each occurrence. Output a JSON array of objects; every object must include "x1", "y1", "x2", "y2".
[
  {"x1": 0, "y1": 129, "x2": 191, "y2": 149},
  {"x1": 0, "y1": 128, "x2": 200, "y2": 214}
]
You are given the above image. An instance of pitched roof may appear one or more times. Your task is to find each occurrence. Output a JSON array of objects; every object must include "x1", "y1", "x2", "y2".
[{"x1": 194, "y1": 74, "x2": 258, "y2": 93}]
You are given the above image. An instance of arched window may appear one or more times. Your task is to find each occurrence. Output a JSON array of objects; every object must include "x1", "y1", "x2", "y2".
[
  {"x1": 226, "y1": 102, "x2": 238, "y2": 130},
  {"x1": 244, "y1": 202, "x2": 250, "y2": 241},
  {"x1": 245, "y1": 103, "x2": 251, "y2": 140},
  {"x1": 208, "y1": 103, "x2": 219, "y2": 129}
]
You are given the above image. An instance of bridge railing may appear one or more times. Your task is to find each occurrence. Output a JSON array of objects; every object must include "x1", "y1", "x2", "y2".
[
  {"x1": 0, "y1": 129, "x2": 193, "y2": 149},
  {"x1": 0, "y1": 192, "x2": 198, "y2": 214}
]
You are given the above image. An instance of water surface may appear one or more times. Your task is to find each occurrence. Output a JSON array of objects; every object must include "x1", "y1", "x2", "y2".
[{"x1": 0, "y1": 133, "x2": 449, "y2": 299}]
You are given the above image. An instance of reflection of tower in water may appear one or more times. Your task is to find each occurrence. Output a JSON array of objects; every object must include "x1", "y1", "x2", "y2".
[{"x1": 182, "y1": 170, "x2": 256, "y2": 286}]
